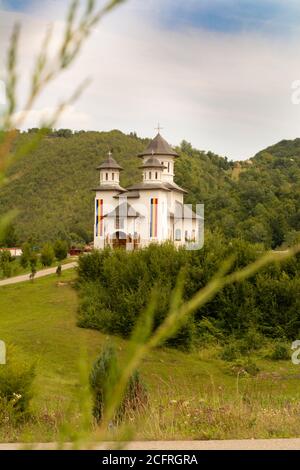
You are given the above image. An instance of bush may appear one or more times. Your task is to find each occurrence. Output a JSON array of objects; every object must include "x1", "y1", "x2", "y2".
[
  {"x1": 40, "y1": 243, "x2": 55, "y2": 266},
  {"x1": 0, "y1": 344, "x2": 35, "y2": 423},
  {"x1": 270, "y1": 342, "x2": 290, "y2": 361},
  {"x1": 20, "y1": 242, "x2": 33, "y2": 269},
  {"x1": 229, "y1": 358, "x2": 260, "y2": 377},
  {"x1": 90, "y1": 345, "x2": 147, "y2": 423},
  {"x1": 220, "y1": 343, "x2": 240, "y2": 362},
  {"x1": 0, "y1": 251, "x2": 12, "y2": 278},
  {"x1": 54, "y1": 239, "x2": 68, "y2": 261},
  {"x1": 78, "y1": 244, "x2": 195, "y2": 350}
]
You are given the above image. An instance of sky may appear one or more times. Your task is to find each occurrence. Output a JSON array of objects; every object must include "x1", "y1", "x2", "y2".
[{"x1": 1, "y1": 0, "x2": 300, "y2": 159}]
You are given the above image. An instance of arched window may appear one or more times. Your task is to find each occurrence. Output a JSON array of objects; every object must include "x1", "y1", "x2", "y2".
[
  {"x1": 149, "y1": 171, "x2": 152, "y2": 179},
  {"x1": 106, "y1": 173, "x2": 108, "y2": 181},
  {"x1": 175, "y1": 229, "x2": 181, "y2": 241},
  {"x1": 155, "y1": 172, "x2": 158, "y2": 179},
  {"x1": 112, "y1": 173, "x2": 115, "y2": 181}
]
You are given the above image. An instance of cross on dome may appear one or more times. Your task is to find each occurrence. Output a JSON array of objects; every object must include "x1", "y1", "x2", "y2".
[{"x1": 155, "y1": 123, "x2": 163, "y2": 134}]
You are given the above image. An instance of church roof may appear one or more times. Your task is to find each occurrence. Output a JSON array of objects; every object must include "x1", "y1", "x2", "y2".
[
  {"x1": 93, "y1": 184, "x2": 126, "y2": 192},
  {"x1": 114, "y1": 191, "x2": 140, "y2": 199},
  {"x1": 126, "y1": 183, "x2": 171, "y2": 192},
  {"x1": 97, "y1": 152, "x2": 123, "y2": 170},
  {"x1": 164, "y1": 181, "x2": 188, "y2": 194},
  {"x1": 138, "y1": 133, "x2": 179, "y2": 158},
  {"x1": 139, "y1": 157, "x2": 167, "y2": 169},
  {"x1": 103, "y1": 202, "x2": 143, "y2": 218}
]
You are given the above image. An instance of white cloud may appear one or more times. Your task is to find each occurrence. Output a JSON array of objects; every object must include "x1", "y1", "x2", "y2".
[{"x1": 1, "y1": 3, "x2": 300, "y2": 159}]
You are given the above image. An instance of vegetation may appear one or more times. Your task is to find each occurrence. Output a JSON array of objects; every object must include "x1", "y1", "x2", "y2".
[
  {"x1": 1, "y1": 271, "x2": 300, "y2": 442},
  {"x1": 0, "y1": 131, "x2": 299, "y2": 248},
  {"x1": 90, "y1": 345, "x2": 147, "y2": 423},
  {"x1": 0, "y1": 344, "x2": 35, "y2": 423},
  {"x1": 41, "y1": 243, "x2": 55, "y2": 267},
  {"x1": 77, "y1": 238, "x2": 300, "y2": 349}
]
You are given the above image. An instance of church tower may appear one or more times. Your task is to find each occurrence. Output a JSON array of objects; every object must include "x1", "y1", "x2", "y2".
[
  {"x1": 138, "y1": 129, "x2": 179, "y2": 184},
  {"x1": 94, "y1": 152, "x2": 125, "y2": 249},
  {"x1": 97, "y1": 151, "x2": 124, "y2": 189}
]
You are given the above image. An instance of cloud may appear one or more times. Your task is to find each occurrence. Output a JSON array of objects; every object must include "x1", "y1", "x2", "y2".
[{"x1": 1, "y1": 2, "x2": 300, "y2": 159}]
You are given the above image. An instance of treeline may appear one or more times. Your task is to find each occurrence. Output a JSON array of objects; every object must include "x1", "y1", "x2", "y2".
[
  {"x1": 77, "y1": 237, "x2": 300, "y2": 350},
  {"x1": 0, "y1": 129, "x2": 299, "y2": 248}
]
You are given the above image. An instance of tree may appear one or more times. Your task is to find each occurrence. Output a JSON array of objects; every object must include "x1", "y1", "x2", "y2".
[
  {"x1": 40, "y1": 243, "x2": 54, "y2": 267},
  {"x1": 20, "y1": 242, "x2": 33, "y2": 269},
  {"x1": 0, "y1": 250, "x2": 12, "y2": 278},
  {"x1": 54, "y1": 240, "x2": 69, "y2": 261},
  {"x1": 90, "y1": 345, "x2": 147, "y2": 423},
  {"x1": 1, "y1": 224, "x2": 18, "y2": 248},
  {"x1": 56, "y1": 264, "x2": 62, "y2": 277}
]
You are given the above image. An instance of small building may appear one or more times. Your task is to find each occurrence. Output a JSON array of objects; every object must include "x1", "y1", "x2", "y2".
[
  {"x1": 0, "y1": 247, "x2": 23, "y2": 257},
  {"x1": 93, "y1": 131, "x2": 202, "y2": 250}
]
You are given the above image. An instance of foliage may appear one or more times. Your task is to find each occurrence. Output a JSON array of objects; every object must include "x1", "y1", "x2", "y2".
[
  {"x1": 78, "y1": 238, "x2": 300, "y2": 347},
  {"x1": 54, "y1": 239, "x2": 69, "y2": 261},
  {"x1": 270, "y1": 342, "x2": 290, "y2": 361},
  {"x1": 90, "y1": 345, "x2": 147, "y2": 423},
  {"x1": 40, "y1": 243, "x2": 55, "y2": 267},
  {"x1": 0, "y1": 344, "x2": 35, "y2": 422},
  {"x1": 78, "y1": 244, "x2": 196, "y2": 350},
  {"x1": 0, "y1": 250, "x2": 12, "y2": 278}
]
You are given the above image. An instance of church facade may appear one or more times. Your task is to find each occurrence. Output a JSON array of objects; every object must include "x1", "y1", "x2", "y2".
[{"x1": 93, "y1": 132, "x2": 201, "y2": 250}]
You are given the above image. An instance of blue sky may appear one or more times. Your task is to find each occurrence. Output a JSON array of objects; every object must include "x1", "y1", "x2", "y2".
[{"x1": 2, "y1": 0, "x2": 300, "y2": 35}]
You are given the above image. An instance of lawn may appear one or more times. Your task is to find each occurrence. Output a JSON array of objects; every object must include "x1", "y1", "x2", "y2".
[{"x1": 1, "y1": 271, "x2": 300, "y2": 442}]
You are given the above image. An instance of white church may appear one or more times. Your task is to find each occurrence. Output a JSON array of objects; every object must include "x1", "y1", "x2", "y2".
[{"x1": 93, "y1": 131, "x2": 202, "y2": 250}]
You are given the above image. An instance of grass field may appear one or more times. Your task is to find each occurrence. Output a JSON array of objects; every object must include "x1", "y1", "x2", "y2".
[{"x1": 1, "y1": 271, "x2": 300, "y2": 442}]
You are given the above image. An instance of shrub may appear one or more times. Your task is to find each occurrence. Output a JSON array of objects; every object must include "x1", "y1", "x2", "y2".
[
  {"x1": 40, "y1": 243, "x2": 55, "y2": 266},
  {"x1": 0, "y1": 251, "x2": 12, "y2": 278},
  {"x1": 229, "y1": 358, "x2": 260, "y2": 377},
  {"x1": 90, "y1": 345, "x2": 147, "y2": 423},
  {"x1": 270, "y1": 342, "x2": 290, "y2": 361},
  {"x1": 20, "y1": 242, "x2": 33, "y2": 268},
  {"x1": 54, "y1": 239, "x2": 69, "y2": 261},
  {"x1": 0, "y1": 344, "x2": 35, "y2": 423},
  {"x1": 78, "y1": 244, "x2": 195, "y2": 350},
  {"x1": 220, "y1": 343, "x2": 240, "y2": 362}
]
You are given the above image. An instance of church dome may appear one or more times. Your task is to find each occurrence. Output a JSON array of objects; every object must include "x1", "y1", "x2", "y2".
[
  {"x1": 139, "y1": 156, "x2": 167, "y2": 169},
  {"x1": 97, "y1": 152, "x2": 123, "y2": 170},
  {"x1": 138, "y1": 133, "x2": 179, "y2": 158}
]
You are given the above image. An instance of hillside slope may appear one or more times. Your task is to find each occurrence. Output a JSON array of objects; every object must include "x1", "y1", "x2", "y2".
[{"x1": 0, "y1": 130, "x2": 299, "y2": 248}]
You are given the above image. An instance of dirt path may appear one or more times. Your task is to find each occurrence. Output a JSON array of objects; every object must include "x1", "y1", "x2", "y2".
[{"x1": 0, "y1": 262, "x2": 77, "y2": 287}]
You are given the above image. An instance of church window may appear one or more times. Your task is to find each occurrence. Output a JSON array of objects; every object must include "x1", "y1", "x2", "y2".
[
  {"x1": 106, "y1": 173, "x2": 108, "y2": 181},
  {"x1": 112, "y1": 173, "x2": 115, "y2": 181},
  {"x1": 116, "y1": 217, "x2": 124, "y2": 230},
  {"x1": 149, "y1": 171, "x2": 152, "y2": 179},
  {"x1": 175, "y1": 229, "x2": 181, "y2": 241},
  {"x1": 155, "y1": 172, "x2": 158, "y2": 179}
]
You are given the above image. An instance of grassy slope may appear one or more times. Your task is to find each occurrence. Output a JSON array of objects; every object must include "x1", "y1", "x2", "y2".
[{"x1": 1, "y1": 272, "x2": 300, "y2": 441}]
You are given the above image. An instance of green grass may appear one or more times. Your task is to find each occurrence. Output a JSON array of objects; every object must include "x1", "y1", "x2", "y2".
[{"x1": 1, "y1": 272, "x2": 300, "y2": 442}]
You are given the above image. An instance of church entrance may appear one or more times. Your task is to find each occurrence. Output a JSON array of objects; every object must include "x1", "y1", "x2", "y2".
[{"x1": 111, "y1": 231, "x2": 127, "y2": 249}]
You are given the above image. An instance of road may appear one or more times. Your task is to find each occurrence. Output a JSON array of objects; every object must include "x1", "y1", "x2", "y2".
[
  {"x1": 0, "y1": 439, "x2": 300, "y2": 450},
  {"x1": 0, "y1": 261, "x2": 77, "y2": 287}
]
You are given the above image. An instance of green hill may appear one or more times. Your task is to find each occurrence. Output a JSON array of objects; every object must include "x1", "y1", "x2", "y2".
[{"x1": 0, "y1": 130, "x2": 299, "y2": 248}]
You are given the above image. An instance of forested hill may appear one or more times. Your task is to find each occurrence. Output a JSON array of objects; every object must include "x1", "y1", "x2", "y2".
[{"x1": 0, "y1": 129, "x2": 299, "y2": 248}]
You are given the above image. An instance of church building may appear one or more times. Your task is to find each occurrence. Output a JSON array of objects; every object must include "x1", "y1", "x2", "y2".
[{"x1": 93, "y1": 131, "x2": 201, "y2": 250}]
